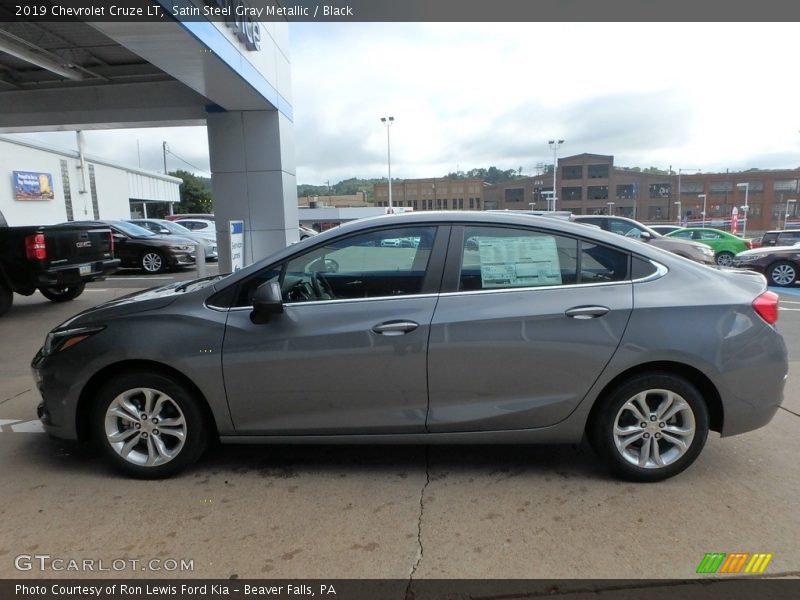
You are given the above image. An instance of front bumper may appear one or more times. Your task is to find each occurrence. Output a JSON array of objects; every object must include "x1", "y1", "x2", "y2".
[
  {"x1": 166, "y1": 250, "x2": 196, "y2": 267},
  {"x1": 31, "y1": 348, "x2": 81, "y2": 440}
]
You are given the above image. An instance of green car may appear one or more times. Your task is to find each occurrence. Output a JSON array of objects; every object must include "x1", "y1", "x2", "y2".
[{"x1": 665, "y1": 227, "x2": 753, "y2": 266}]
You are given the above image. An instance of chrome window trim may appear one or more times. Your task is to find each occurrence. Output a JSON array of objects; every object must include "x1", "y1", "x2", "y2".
[
  {"x1": 206, "y1": 260, "x2": 667, "y2": 312},
  {"x1": 220, "y1": 292, "x2": 441, "y2": 312}
]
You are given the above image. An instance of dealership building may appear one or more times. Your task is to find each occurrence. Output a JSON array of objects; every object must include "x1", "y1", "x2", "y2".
[
  {"x1": 0, "y1": 135, "x2": 181, "y2": 226},
  {"x1": 0, "y1": 7, "x2": 296, "y2": 270}
]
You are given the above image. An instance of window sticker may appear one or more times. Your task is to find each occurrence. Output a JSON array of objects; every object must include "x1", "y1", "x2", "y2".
[{"x1": 477, "y1": 236, "x2": 562, "y2": 288}]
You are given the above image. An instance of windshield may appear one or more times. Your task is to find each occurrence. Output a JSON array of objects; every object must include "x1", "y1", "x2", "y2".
[
  {"x1": 159, "y1": 221, "x2": 192, "y2": 234},
  {"x1": 111, "y1": 221, "x2": 156, "y2": 237}
]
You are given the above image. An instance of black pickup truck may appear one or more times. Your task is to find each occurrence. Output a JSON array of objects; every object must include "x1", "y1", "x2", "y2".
[{"x1": 0, "y1": 209, "x2": 120, "y2": 316}]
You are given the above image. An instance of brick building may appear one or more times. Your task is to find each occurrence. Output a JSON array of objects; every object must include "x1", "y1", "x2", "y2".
[
  {"x1": 373, "y1": 177, "x2": 484, "y2": 211},
  {"x1": 374, "y1": 155, "x2": 800, "y2": 230}
]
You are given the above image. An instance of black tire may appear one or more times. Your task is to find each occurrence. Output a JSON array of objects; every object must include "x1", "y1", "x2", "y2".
[
  {"x1": 0, "y1": 282, "x2": 12, "y2": 317},
  {"x1": 767, "y1": 261, "x2": 797, "y2": 287},
  {"x1": 589, "y1": 372, "x2": 709, "y2": 482},
  {"x1": 139, "y1": 250, "x2": 167, "y2": 274},
  {"x1": 715, "y1": 251, "x2": 735, "y2": 267},
  {"x1": 39, "y1": 282, "x2": 86, "y2": 302},
  {"x1": 92, "y1": 371, "x2": 209, "y2": 478}
]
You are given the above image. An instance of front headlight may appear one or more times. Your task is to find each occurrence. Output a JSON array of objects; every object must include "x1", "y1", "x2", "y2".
[
  {"x1": 736, "y1": 254, "x2": 758, "y2": 263},
  {"x1": 170, "y1": 245, "x2": 191, "y2": 251},
  {"x1": 43, "y1": 326, "x2": 105, "y2": 356}
]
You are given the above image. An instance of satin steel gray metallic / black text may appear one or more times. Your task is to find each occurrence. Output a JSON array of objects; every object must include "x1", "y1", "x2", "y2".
[{"x1": 31, "y1": 212, "x2": 787, "y2": 481}]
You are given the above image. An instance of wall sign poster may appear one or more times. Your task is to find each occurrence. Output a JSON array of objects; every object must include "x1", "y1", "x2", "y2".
[
  {"x1": 478, "y1": 236, "x2": 562, "y2": 288},
  {"x1": 13, "y1": 171, "x2": 55, "y2": 201}
]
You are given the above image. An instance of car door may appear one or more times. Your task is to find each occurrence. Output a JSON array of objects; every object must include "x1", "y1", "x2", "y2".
[
  {"x1": 221, "y1": 225, "x2": 447, "y2": 435},
  {"x1": 427, "y1": 224, "x2": 633, "y2": 432}
]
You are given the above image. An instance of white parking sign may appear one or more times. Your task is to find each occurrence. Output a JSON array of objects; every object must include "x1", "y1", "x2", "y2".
[{"x1": 230, "y1": 220, "x2": 244, "y2": 271}]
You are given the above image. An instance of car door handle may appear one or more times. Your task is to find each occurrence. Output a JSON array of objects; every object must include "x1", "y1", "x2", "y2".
[
  {"x1": 565, "y1": 306, "x2": 610, "y2": 319},
  {"x1": 372, "y1": 320, "x2": 419, "y2": 335}
]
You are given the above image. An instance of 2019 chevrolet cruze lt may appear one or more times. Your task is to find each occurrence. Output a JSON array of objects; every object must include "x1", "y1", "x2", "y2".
[{"x1": 32, "y1": 212, "x2": 787, "y2": 481}]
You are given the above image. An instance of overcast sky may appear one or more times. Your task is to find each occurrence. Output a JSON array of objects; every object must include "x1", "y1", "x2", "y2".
[{"x1": 9, "y1": 23, "x2": 800, "y2": 185}]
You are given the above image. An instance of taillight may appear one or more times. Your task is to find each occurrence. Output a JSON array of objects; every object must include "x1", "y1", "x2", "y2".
[
  {"x1": 746, "y1": 240, "x2": 753, "y2": 249},
  {"x1": 25, "y1": 233, "x2": 47, "y2": 260},
  {"x1": 753, "y1": 291, "x2": 779, "y2": 325}
]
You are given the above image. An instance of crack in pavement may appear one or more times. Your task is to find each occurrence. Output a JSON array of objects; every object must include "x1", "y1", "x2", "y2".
[
  {"x1": 0, "y1": 389, "x2": 32, "y2": 406},
  {"x1": 778, "y1": 406, "x2": 800, "y2": 418},
  {"x1": 405, "y1": 445, "x2": 431, "y2": 600}
]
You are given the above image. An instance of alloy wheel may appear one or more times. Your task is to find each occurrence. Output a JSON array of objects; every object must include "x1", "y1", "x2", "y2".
[
  {"x1": 142, "y1": 252, "x2": 163, "y2": 273},
  {"x1": 104, "y1": 387, "x2": 187, "y2": 467},
  {"x1": 770, "y1": 263, "x2": 796, "y2": 286},
  {"x1": 612, "y1": 389, "x2": 696, "y2": 469}
]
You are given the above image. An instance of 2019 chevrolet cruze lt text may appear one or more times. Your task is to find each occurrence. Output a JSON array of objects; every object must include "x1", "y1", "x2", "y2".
[{"x1": 32, "y1": 212, "x2": 787, "y2": 481}]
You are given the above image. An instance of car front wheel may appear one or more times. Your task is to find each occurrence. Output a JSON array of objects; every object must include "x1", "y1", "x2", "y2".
[
  {"x1": 93, "y1": 371, "x2": 209, "y2": 478},
  {"x1": 590, "y1": 373, "x2": 709, "y2": 482},
  {"x1": 767, "y1": 261, "x2": 797, "y2": 287},
  {"x1": 715, "y1": 251, "x2": 735, "y2": 267},
  {"x1": 140, "y1": 250, "x2": 166, "y2": 274}
]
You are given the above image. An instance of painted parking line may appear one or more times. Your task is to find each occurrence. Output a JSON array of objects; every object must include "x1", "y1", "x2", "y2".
[
  {"x1": 771, "y1": 286, "x2": 800, "y2": 297},
  {"x1": 0, "y1": 419, "x2": 44, "y2": 433}
]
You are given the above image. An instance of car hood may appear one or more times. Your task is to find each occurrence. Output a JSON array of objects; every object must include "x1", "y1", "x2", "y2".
[
  {"x1": 132, "y1": 234, "x2": 195, "y2": 246},
  {"x1": 55, "y1": 276, "x2": 222, "y2": 329},
  {"x1": 736, "y1": 245, "x2": 800, "y2": 258}
]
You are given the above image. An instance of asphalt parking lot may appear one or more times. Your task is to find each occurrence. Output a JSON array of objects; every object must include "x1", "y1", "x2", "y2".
[{"x1": 1, "y1": 267, "x2": 799, "y2": 581}]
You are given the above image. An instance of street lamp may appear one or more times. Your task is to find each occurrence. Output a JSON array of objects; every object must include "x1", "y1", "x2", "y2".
[
  {"x1": 736, "y1": 182, "x2": 750, "y2": 238},
  {"x1": 698, "y1": 194, "x2": 707, "y2": 227},
  {"x1": 785, "y1": 199, "x2": 796, "y2": 229},
  {"x1": 380, "y1": 116, "x2": 394, "y2": 210},
  {"x1": 607, "y1": 201, "x2": 615, "y2": 215},
  {"x1": 674, "y1": 200, "x2": 682, "y2": 225},
  {"x1": 548, "y1": 139, "x2": 564, "y2": 211}
]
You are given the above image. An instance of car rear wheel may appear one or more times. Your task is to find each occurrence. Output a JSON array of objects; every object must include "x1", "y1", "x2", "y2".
[
  {"x1": 715, "y1": 251, "x2": 735, "y2": 267},
  {"x1": 93, "y1": 371, "x2": 209, "y2": 478},
  {"x1": 39, "y1": 283, "x2": 86, "y2": 302},
  {"x1": 140, "y1": 250, "x2": 166, "y2": 274},
  {"x1": 767, "y1": 261, "x2": 797, "y2": 287},
  {"x1": 589, "y1": 373, "x2": 709, "y2": 482}
]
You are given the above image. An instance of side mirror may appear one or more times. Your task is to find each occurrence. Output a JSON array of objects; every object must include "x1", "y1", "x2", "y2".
[
  {"x1": 639, "y1": 231, "x2": 653, "y2": 241},
  {"x1": 250, "y1": 281, "x2": 283, "y2": 324},
  {"x1": 112, "y1": 233, "x2": 125, "y2": 242},
  {"x1": 159, "y1": 228, "x2": 171, "y2": 234}
]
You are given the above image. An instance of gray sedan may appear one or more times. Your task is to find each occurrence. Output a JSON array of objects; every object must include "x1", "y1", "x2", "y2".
[{"x1": 31, "y1": 212, "x2": 787, "y2": 481}]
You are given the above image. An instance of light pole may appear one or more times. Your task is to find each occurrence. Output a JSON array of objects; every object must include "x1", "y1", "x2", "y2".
[
  {"x1": 380, "y1": 116, "x2": 394, "y2": 210},
  {"x1": 548, "y1": 139, "x2": 564, "y2": 211},
  {"x1": 785, "y1": 199, "x2": 796, "y2": 229},
  {"x1": 674, "y1": 200, "x2": 682, "y2": 225},
  {"x1": 698, "y1": 194, "x2": 707, "y2": 227},
  {"x1": 607, "y1": 201, "x2": 615, "y2": 215},
  {"x1": 736, "y1": 182, "x2": 750, "y2": 238}
]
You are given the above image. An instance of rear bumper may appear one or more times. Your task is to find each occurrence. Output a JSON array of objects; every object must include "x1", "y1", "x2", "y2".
[{"x1": 34, "y1": 258, "x2": 120, "y2": 287}]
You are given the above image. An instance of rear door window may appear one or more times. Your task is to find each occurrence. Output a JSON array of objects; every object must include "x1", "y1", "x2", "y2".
[{"x1": 458, "y1": 226, "x2": 628, "y2": 291}]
